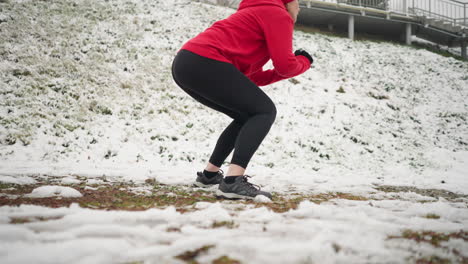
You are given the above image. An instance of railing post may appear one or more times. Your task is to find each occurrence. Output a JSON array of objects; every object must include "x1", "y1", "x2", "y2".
[
  {"x1": 461, "y1": 39, "x2": 467, "y2": 60},
  {"x1": 465, "y1": 3, "x2": 467, "y2": 26},
  {"x1": 429, "y1": 0, "x2": 431, "y2": 16},
  {"x1": 406, "y1": 23, "x2": 412, "y2": 45},
  {"x1": 403, "y1": 0, "x2": 408, "y2": 16},
  {"x1": 348, "y1": 15, "x2": 355, "y2": 40}
]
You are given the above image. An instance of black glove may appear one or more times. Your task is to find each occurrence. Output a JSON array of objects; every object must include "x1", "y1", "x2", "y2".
[{"x1": 294, "y1": 49, "x2": 313, "y2": 64}]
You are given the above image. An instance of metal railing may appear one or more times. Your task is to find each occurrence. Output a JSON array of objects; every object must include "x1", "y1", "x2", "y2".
[
  {"x1": 409, "y1": 0, "x2": 467, "y2": 26},
  {"x1": 306, "y1": 0, "x2": 468, "y2": 27},
  {"x1": 202, "y1": 0, "x2": 468, "y2": 30},
  {"x1": 337, "y1": 0, "x2": 389, "y2": 10}
]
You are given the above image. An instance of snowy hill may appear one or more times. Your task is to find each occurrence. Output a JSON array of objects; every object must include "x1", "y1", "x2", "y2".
[
  {"x1": 1, "y1": 0, "x2": 466, "y2": 194},
  {"x1": 1, "y1": 0, "x2": 468, "y2": 263}
]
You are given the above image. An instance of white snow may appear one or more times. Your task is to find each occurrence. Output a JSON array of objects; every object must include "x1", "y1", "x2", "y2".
[
  {"x1": 254, "y1": 195, "x2": 273, "y2": 203},
  {"x1": 25, "y1": 186, "x2": 83, "y2": 198},
  {"x1": 0, "y1": 0, "x2": 467, "y2": 262},
  {"x1": 0, "y1": 175, "x2": 36, "y2": 185},
  {"x1": 0, "y1": 200, "x2": 466, "y2": 263},
  {"x1": 60, "y1": 177, "x2": 81, "y2": 185}
]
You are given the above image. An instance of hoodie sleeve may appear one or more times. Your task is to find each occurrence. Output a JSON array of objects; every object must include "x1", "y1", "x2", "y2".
[
  {"x1": 248, "y1": 69, "x2": 284, "y2": 86},
  {"x1": 254, "y1": 8, "x2": 310, "y2": 85}
]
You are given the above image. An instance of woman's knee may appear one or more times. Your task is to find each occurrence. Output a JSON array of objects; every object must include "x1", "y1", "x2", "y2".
[
  {"x1": 264, "y1": 101, "x2": 277, "y2": 124},
  {"x1": 249, "y1": 99, "x2": 276, "y2": 123},
  {"x1": 251, "y1": 101, "x2": 276, "y2": 125},
  {"x1": 270, "y1": 103, "x2": 277, "y2": 120}
]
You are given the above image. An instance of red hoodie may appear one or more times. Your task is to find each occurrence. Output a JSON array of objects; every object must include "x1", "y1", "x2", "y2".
[{"x1": 181, "y1": 0, "x2": 311, "y2": 86}]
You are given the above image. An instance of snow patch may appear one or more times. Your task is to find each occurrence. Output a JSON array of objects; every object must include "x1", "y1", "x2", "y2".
[
  {"x1": 60, "y1": 177, "x2": 81, "y2": 185},
  {"x1": 25, "y1": 185, "x2": 83, "y2": 198},
  {"x1": 0, "y1": 175, "x2": 36, "y2": 185},
  {"x1": 254, "y1": 195, "x2": 272, "y2": 203}
]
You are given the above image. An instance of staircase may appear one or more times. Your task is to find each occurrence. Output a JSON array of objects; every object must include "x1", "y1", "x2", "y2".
[
  {"x1": 421, "y1": 17, "x2": 465, "y2": 33},
  {"x1": 299, "y1": 0, "x2": 468, "y2": 58},
  {"x1": 407, "y1": 0, "x2": 468, "y2": 36},
  {"x1": 338, "y1": 0, "x2": 468, "y2": 35}
]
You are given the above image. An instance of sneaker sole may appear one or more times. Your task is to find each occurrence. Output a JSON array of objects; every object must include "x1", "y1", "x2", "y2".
[
  {"x1": 193, "y1": 181, "x2": 216, "y2": 188},
  {"x1": 215, "y1": 189, "x2": 255, "y2": 200}
]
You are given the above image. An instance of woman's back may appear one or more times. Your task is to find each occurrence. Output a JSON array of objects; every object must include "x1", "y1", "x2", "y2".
[{"x1": 181, "y1": 0, "x2": 307, "y2": 79}]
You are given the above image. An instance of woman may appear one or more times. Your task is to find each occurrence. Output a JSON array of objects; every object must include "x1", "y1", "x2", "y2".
[{"x1": 171, "y1": 0, "x2": 313, "y2": 200}]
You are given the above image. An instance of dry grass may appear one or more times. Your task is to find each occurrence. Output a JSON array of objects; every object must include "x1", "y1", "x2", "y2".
[
  {"x1": 388, "y1": 230, "x2": 468, "y2": 263},
  {"x1": 1, "y1": 179, "x2": 372, "y2": 214}
]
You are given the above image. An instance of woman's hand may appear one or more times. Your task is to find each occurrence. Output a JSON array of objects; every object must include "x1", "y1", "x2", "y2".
[{"x1": 294, "y1": 49, "x2": 313, "y2": 64}]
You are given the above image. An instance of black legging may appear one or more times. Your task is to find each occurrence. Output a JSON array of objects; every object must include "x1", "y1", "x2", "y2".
[{"x1": 171, "y1": 49, "x2": 276, "y2": 168}]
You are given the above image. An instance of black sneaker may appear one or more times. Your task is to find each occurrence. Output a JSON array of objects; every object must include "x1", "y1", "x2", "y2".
[
  {"x1": 216, "y1": 175, "x2": 272, "y2": 200},
  {"x1": 193, "y1": 170, "x2": 224, "y2": 187}
]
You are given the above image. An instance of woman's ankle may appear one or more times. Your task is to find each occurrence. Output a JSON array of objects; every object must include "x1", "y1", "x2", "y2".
[
  {"x1": 226, "y1": 164, "x2": 245, "y2": 176},
  {"x1": 204, "y1": 162, "x2": 220, "y2": 172}
]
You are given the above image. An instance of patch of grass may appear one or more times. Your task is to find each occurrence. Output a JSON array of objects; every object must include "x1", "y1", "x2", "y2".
[
  {"x1": 438, "y1": 112, "x2": 466, "y2": 121},
  {"x1": 424, "y1": 213, "x2": 441, "y2": 219},
  {"x1": 332, "y1": 243, "x2": 342, "y2": 253},
  {"x1": 9, "y1": 218, "x2": 32, "y2": 224},
  {"x1": 212, "y1": 221, "x2": 237, "y2": 229},
  {"x1": 9, "y1": 216, "x2": 63, "y2": 224},
  {"x1": 212, "y1": 256, "x2": 241, "y2": 264},
  {"x1": 12, "y1": 69, "x2": 32, "y2": 77},
  {"x1": 62, "y1": 123, "x2": 80, "y2": 132},
  {"x1": 78, "y1": 185, "x2": 218, "y2": 211},
  {"x1": 374, "y1": 185, "x2": 468, "y2": 201},
  {"x1": 244, "y1": 192, "x2": 370, "y2": 213},
  {"x1": 411, "y1": 42, "x2": 466, "y2": 62},
  {"x1": 415, "y1": 256, "x2": 451, "y2": 264},
  {"x1": 368, "y1": 91, "x2": 389, "y2": 100},
  {"x1": 175, "y1": 245, "x2": 215, "y2": 264},
  {"x1": 4, "y1": 132, "x2": 31, "y2": 146},
  {"x1": 0, "y1": 181, "x2": 219, "y2": 212},
  {"x1": 0, "y1": 182, "x2": 18, "y2": 190},
  {"x1": 1, "y1": 184, "x2": 373, "y2": 213},
  {"x1": 2, "y1": 177, "x2": 376, "y2": 213},
  {"x1": 88, "y1": 100, "x2": 113, "y2": 115},
  {"x1": 336, "y1": 86, "x2": 345, "y2": 93},
  {"x1": 144, "y1": 178, "x2": 157, "y2": 185},
  {"x1": 0, "y1": 183, "x2": 35, "y2": 194},
  {"x1": 349, "y1": 136, "x2": 369, "y2": 146},
  {"x1": 388, "y1": 230, "x2": 468, "y2": 247},
  {"x1": 166, "y1": 227, "x2": 181, "y2": 232},
  {"x1": 335, "y1": 192, "x2": 369, "y2": 201},
  {"x1": 288, "y1": 78, "x2": 300, "y2": 85},
  {"x1": 390, "y1": 230, "x2": 468, "y2": 263}
]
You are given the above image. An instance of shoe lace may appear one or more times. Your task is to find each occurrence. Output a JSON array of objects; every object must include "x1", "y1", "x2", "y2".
[{"x1": 240, "y1": 175, "x2": 261, "y2": 191}]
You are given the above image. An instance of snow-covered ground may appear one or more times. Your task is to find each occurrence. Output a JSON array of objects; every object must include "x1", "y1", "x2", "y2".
[
  {"x1": 0, "y1": 0, "x2": 467, "y2": 263},
  {"x1": 1, "y1": 199, "x2": 467, "y2": 263}
]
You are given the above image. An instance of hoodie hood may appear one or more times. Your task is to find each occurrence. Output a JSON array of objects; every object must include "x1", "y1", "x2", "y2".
[{"x1": 238, "y1": 0, "x2": 286, "y2": 11}]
